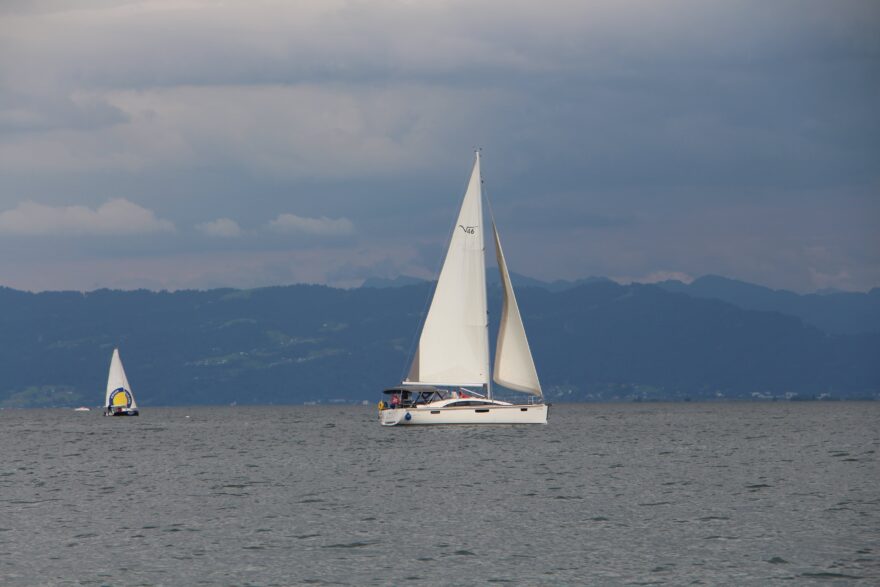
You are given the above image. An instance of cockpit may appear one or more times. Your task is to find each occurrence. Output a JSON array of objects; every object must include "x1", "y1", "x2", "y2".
[{"x1": 381, "y1": 386, "x2": 486, "y2": 408}]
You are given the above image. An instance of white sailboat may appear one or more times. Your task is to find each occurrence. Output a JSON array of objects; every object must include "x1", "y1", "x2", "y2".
[
  {"x1": 103, "y1": 348, "x2": 139, "y2": 416},
  {"x1": 379, "y1": 152, "x2": 548, "y2": 426}
]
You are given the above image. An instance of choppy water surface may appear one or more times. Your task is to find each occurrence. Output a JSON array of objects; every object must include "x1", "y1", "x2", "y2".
[{"x1": 1, "y1": 402, "x2": 878, "y2": 586}]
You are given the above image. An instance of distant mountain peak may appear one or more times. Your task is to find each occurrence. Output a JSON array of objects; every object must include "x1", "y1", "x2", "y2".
[
  {"x1": 362, "y1": 271, "x2": 614, "y2": 292},
  {"x1": 360, "y1": 275, "x2": 427, "y2": 288},
  {"x1": 655, "y1": 274, "x2": 880, "y2": 335}
]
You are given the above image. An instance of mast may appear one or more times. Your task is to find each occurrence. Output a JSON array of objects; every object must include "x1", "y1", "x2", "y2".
[{"x1": 478, "y1": 151, "x2": 493, "y2": 401}]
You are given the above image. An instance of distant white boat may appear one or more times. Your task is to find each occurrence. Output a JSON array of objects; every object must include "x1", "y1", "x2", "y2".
[
  {"x1": 73, "y1": 407, "x2": 91, "y2": 412},
  {"x1": 379, "y1": 152, "x2": 548, "y2": 426},
  {"x1": 104, "y1": 348, "x2": 140, "y2": 417}
]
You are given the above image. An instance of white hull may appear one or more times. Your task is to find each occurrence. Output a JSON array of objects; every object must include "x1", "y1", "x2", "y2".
[
  {"x1": 104, "y1": 408, "x2": 139, "y2": 417},
  {"x1": 380, "y1": 403, "x2": 548, "y2": 426},
  {"x1": 380, "y1": 154, "x2": 547, "y2": 428}
]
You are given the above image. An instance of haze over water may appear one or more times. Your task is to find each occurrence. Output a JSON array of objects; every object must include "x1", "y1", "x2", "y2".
[{"x1": 1, "y1": 402, "x2": 877, "y2": 585}]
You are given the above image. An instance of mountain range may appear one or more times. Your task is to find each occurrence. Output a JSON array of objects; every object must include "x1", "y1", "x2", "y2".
[
  {"x1": 0, "y1": 276, "x2": 877, "y2": 408},
  {"x1": 654, "y1": 275, "x2": 880, "y2": 336},
  {"x1": 362, "y1": 272, "x2": 614, "y2": 293},
  {"x1": 367, "y1": 272, "x2": 880, "y2": 335}
]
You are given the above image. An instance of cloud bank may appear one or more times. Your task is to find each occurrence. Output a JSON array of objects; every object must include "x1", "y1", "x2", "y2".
[
  {"x1": 268, "y1": 213, "x2": 354, "y2": 237},
  {"x1": 0, "y1": 1, "x2": 877, "y2": 292},
  {"x1": 0, "y1": 199, "x2": 174, "y2": 236},
  {"x1": 196, "y1": 217, "x2": 242, "y2": 238}
]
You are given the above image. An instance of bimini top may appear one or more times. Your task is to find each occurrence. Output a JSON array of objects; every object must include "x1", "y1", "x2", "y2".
[{"x1": 382, "y1": 385, "x2": 443, "y2": 395}]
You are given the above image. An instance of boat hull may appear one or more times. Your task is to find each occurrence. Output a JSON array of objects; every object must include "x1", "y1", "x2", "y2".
[
  {"x1": 105, "y1": 408, "x2": 139, "y2": 417},
  {"x1": 380, "y1": 403, "x2": 548, "y2": 426}
]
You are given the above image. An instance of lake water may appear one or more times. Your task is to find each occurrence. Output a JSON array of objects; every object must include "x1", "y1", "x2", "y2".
[{"x1": 1, "y1": 402, "x2": 877, "y2": 586}]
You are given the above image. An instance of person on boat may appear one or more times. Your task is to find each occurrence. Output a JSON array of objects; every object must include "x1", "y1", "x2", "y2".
[{"x1": 391, "y1": 393, "x2": 400, "y2": 408}]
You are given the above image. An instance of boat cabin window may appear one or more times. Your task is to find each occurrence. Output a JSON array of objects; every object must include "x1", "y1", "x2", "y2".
[{"x1": 445, "y1": 400, "x2": 493, "y2": 407}]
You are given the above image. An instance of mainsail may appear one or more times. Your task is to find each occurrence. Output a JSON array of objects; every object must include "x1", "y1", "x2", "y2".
[
  {"x1": 105, "y1": 348, "x2": 136, "y2": 409},
  {"x1": 405, "y1": 153, "x2": 490, "y2": 386},
  {"x1": 492, "y1": 223, "x2": 543, "y2": 396}
]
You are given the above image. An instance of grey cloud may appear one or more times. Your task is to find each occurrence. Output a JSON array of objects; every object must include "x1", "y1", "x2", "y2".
[
  {"x1": 0, "y1": 92, "x2": 129, "y2": 133},
  {"x1": 0, "y1": 1, "x2": 877, "y2": 292},
  {"x1": 267, "y1": 213, "x2": 354, "y2": 237},
  {"x1": 324, "y1": 257, "x2": 414, "y2": 286},
  {"x1": 195, "y1": 218, "x2": 241, "y2": 238},
  {"x1": 498, "y1": 198, "x2": 636, "y2": 231},
  {"x1": 5, "y1": 1, "x2": 876, "y2": 94},
  {"x1": 0, "y1": 198, "x2": 174, "y2": 236}
]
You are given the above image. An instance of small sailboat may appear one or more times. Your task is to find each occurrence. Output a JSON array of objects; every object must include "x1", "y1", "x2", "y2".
[
  {"x1": 379, "y1": 152, "x2": 548, "y2": 426},
  {"x1": 104, "y1": 348, "x2": 139, "y2": 416}
]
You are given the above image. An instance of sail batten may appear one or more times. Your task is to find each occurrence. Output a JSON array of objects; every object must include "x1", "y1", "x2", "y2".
[
  {"x1": 492, "y1": 223, "x2": 543, "y2": 396},
  {"x1": 405, "y1": 154, "x2": 490, "y2": 386}
]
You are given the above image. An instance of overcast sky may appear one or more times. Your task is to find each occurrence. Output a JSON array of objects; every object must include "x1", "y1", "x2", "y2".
[{"x1": 1, "y1": 0, "x2": 878, "y2": 292}]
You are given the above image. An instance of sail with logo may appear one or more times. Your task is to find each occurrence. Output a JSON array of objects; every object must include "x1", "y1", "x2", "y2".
[
  {"x1": 379, "y1": 152, "x2": 547, "y2": 425},
  {"x1": 104, "y1": 348, "x2": 140, "y2": 416}
]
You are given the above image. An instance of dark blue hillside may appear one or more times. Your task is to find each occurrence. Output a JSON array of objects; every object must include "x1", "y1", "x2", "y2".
[
  {"x1": 0, "y1": 282, "x2": 877, "y2": 407},
  {"x1": 656, "y1": 275, "x2": 880, "y2": 335}
]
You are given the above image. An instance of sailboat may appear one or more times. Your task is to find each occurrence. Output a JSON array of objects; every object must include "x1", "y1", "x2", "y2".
[
  {"x1": 379, "y1": 152, "x2": 548, "y2": 426},
  {"x1": 103, "y1": 348, "x2": 139, "y2": 416}
]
